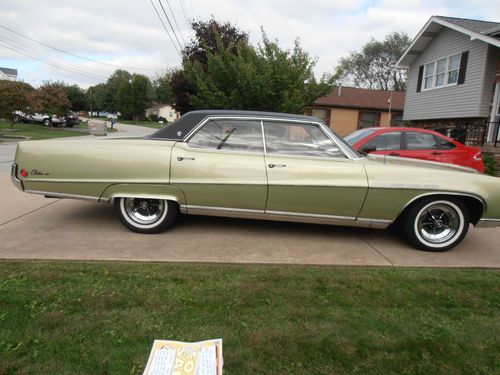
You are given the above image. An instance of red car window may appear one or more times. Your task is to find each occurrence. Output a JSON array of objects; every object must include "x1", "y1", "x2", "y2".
[
  {"x1": 405, "y1": 132, "x2": 437, "y2": 150},
  {"x1": 364, "y1": 132, "x2": 402, "y2": 151}
]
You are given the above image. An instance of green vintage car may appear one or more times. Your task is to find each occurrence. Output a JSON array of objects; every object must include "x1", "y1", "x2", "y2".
[{"x1": 10, "y1": 110, "x2": 500, "y2": 251}]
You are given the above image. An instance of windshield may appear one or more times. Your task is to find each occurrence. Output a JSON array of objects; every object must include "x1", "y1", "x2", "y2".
[{"x1": 344, "y1": 128, "x2": 378, "y2": 145}]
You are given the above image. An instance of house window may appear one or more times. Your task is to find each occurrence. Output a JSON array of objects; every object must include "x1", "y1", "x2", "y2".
[
  {"x1": 423, "y1": 62, "x2": 435, "y2": 89},
  {"x1": 421, "y1": 53, "x2": 462, "y2": 91},
  {"x1": 359, "y1": 112, "x2": 379, "y2": 129},
  {"x1": 447, "y1": 54, "x2": 461, "y2": 84}
]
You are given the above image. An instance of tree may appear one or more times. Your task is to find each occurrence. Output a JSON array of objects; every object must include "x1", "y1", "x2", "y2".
[
  {"x1": 334, "y1": 32, "x2": 411, "y2": 91},
  {"x1": 105, "y1": 69, "x2": 132, "y2": 111},
  {"x1": 63, "y1": 84, "x2": 86, "y2": 111},
  {"x1": 184, "y1": 31, "x2": 331, "y2": 113},
  {"x1": 85, "y1": 83, "x2": 108, "y2": 114},
  {"x1": 171, "y1": 18, "x2": 249, "y2": 113},
  {"x1": 116, "y1": 74, "x2": 153, "y2": 120},
  {"x1": 152, "y1": 72, "x2": 174, "y2": 104},
  {"x1": 0, "y1": 81, "x2": 37, "y2": 128},
  {"x1": 35, "y1": 83, "x2": 71, "y2": 117}
]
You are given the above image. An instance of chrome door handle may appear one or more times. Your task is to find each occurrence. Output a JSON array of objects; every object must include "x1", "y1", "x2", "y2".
[
  {"x1": 268, "y1": 163, "x2": 287, "y2": 168},
  {"x1": 177, "y1": 156, "x2": 196, "y2": 161}
]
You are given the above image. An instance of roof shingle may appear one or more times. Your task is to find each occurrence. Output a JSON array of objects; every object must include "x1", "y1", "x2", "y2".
[{"x1": 314, "y1": 87, "x2": 405, "y2": 112}]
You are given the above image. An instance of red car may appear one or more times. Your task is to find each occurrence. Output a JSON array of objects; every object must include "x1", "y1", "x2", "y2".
[{"x1": 344, "y1": 127, "x2": 485, "y2": 173}]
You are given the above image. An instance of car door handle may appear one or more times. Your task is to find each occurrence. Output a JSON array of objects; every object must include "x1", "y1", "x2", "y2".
[
  {"x1": 177, "y1": 156, "x2": 196, "y2": 161},
  {"x1": 431, "y1": 151, "x2": 442, "y2": 156},
  {"x1": 268, "y1": 163, "x2": 287, "y2": 168},
  {"x1": 389, "y1": 152, "x2": 400, "y2": 156}
]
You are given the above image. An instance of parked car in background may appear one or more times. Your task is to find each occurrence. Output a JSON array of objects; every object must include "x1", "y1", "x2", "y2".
[
  {"x1": 65, "y1": 112, "x2": 79, "y2": 127},
  {"x1": 13, "y1": 111, "x2": 66, "y2": 127},
  {"x1": 344, "y1": 127, "x2": 485, "y2": 172},
  {"x1": 10, "y1": 110, "x2": 500, "y2": 252}
]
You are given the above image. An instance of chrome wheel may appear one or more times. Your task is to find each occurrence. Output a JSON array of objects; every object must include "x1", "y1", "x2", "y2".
[
  {"x1": 406, "y1": 198, "x2": 468, "y2": 251},
  {"x1": 123, "y1": 197, "x2": 166, "y2": 225},
  {"x1": 417, "y1": 203, "x2": 460, "y2": 244}
]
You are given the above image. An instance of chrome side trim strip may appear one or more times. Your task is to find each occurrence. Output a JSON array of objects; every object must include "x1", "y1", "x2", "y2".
[
  {"x1": 103, "y1": 194, "x2": 180, "y2": 204},
  {"x1": 399, "y1": 191, "x2": 486, "y2": 214},
  {"x1": 475, "y1": 219, "x2": 500, "y2": 228},
  {"x1": 24, "y1": 189, "x2": 99, "y2": 202},
  {"x1": 21, "y1": 178, "x2": 169, "y2": 184},
  {"x1": 184, "y1": 205, "x2": 264, "y2": 214},
  {"x1": 265, "y1": 210, "x2": 355, "y2": 221}
]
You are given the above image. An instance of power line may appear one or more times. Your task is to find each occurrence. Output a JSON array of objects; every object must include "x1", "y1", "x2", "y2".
[
  {"x1": 157, "y1": 0, "x2": 184, "y2": 52},
  {"x1": 0, "y1": 40, "x2": 108, "y2": 81},
  {"x1": 150, "y1": 0, "x2": 182, "y2": 57},
  {"x1": 164, "y1": 0, "x2": 186, "y2": 45},
  {"x1": 178, "y1": 0, "x2": 191, "y2": 30},
  {"x1": 0, "y1": 23, "x2": 169, "y2": 71}
]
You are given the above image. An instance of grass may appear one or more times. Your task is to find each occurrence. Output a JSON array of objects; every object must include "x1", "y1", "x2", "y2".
[
  {"x1": 118, "y1": 119, "x2": 164, "y2": 129},
  {"x1": 0, "y1": 261, "x2": 498, "y2": 374},
  {"x1": 0, "y1": 121, "x2": 87, "y2": 140},
  {"x1": 483, "y1": 152, "x2": 498, "y2": 177}
]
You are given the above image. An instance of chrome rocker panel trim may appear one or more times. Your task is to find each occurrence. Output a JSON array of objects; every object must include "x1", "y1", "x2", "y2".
[
  {"x1": 181, "y1": 205, "x2": 391, "y2": 229},
  {"x1": 475, "y1": 218, "x2": 500, "y2": 228},
  {"x1": 24, "y1": 189, "x2": 99, "y2": 202}
]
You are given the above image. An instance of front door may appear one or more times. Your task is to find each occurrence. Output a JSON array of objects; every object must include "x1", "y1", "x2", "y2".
[
  {"x1": 263, "y1": 121, "x2": 368, "y2": 220},
  {"x1": 170, "y1": 118, "x2": 267, "y2": 212}
]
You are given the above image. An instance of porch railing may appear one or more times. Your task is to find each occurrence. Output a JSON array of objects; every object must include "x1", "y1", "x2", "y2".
[{"x1": 431, "y1": 121, "x2": 499, "y2": 147}]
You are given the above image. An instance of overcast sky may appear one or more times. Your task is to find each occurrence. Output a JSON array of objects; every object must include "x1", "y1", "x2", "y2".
[{"x1": 0, "y1": 0, "x2": 499, "y2": 88}]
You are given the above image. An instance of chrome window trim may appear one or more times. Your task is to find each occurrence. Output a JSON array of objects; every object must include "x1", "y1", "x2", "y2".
[{"x1": 183, "y1": 115, "x2": 358, "y2": 160}]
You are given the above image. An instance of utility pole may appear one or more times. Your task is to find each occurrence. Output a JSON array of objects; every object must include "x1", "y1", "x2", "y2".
[{"x1": 89, "y1": 86, "x2": 93, "y2": 117}]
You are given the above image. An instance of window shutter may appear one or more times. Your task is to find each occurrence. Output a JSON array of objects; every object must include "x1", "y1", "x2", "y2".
[
  {"x1": 457, "y1": 51, "x2": 469, "y2": 85},
  {"x1": 416, "y1": 65, "x2": 424, "y2": 92}
]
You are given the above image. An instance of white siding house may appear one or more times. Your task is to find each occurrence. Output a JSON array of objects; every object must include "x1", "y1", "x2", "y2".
[
  {"x1": 145, "y1": 104, "x2": 180, "y2": 123},
  {"x1": 397, "y1": 16, "x2": 500, "y2": 143},
  {"x1": 0, "y1": 67, "x2": 18, "y2": 81}
]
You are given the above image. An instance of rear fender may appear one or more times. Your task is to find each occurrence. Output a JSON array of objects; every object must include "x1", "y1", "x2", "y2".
[{"x1": 100, "y1": 184, "x2": 186, "y2": 207}]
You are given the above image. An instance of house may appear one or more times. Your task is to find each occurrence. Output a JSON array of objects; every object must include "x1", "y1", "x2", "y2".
[
  {"x1": 0, "y1": 67, "x2": 18, "y2": 81},
  {"x1": 310, "y1": 86, "x2": 405, "y2": 136},
  {"x1": 396, "y1": 16, "x2": 500, "y2": 143},
  {"x1": 145, "y1": 104, "x2": 180, "y2": 123}
]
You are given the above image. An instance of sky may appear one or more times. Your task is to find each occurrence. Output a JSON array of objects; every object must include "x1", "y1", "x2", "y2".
[{"x1": 0, "y1": 0, "x2": 499, "y2": 88}]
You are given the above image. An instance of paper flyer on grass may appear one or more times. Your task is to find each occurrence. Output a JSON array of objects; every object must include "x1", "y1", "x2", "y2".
[{"x1": 143, "y1": 339, "x2": 223, "y2": 375}]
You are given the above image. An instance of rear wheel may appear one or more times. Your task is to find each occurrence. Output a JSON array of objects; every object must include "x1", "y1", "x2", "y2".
[
  {"x1": 403, "y1": 198, "x2": 469, "y2": 252},
  {"x1": 43, "y1": 118, "x2": 51, "y2": 126},
  {"x1": 114, "y1": 197, "x2": 178, "y2": 234}
]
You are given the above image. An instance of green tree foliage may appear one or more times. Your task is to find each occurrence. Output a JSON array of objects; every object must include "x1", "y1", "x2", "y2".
[
  {"x1": 105, "y1": 69, "x2": 132, "y2": 111},
  {"x1": 34, "y1": 82, "x2": 71, "y2": 116},
  {"x1": 152, "y1": 72, "x2": 174, "y2": 104},
  {"x1": 116, "y1": 74, "x2": 153, "y2": 120},
  {"x1": 63, "y1": 84, "x2": 86, "y2": 111},
  {"x1": 85, "y1": 83, "x2": 108, "y2": 113},
  {"x1": 184, "y1": 31, "x2": 330, "y2": 113},
  {"x1": 335, "y1": 32, "x2": 411, "y2": 91},
  {"x1": 0, "y1": 80, "x2": 36, "y2": 127}
]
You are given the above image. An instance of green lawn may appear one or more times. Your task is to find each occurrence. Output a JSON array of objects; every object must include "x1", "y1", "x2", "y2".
[
  {"x1": 118, "y1": 120, "x2": 164, "y2": 129},
  {"x1": 0, "y1": 261, "x2": 498, "y2": 374},
  {"x1": 0, "y1": 122, "x2": 87, "y2": 140}
]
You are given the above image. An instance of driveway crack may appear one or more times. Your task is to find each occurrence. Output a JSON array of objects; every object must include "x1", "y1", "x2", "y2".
[
  {"x1": 356, "y1": 231, "x2": 394, "y2": 266},
  {"x1": 0, "y1": 199, "x2": 61, "y2": 227}
]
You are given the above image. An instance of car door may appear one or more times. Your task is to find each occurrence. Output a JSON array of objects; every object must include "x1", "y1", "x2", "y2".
[
  {"x1": 263, "y1": 120, "x2": 368, "y2": 220},
  {"x1": 170, "y1": 118, "x2": 268, "y2": 212}
]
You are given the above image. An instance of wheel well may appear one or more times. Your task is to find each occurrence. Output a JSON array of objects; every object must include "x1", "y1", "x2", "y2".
[{"x1": 396, "y1": 194, "x2": 484, "y2": 225}]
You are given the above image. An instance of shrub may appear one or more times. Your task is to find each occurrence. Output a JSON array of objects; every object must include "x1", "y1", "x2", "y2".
[{"x1": 483, "y1": 153, "x2": 498, "y2": 176}]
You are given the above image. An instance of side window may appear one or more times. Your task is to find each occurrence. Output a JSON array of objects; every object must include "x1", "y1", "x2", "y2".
[
  {"x1": 188, "y1": 119, "x2": 264, "y2": 152},
  {"x1": 436, "y1": 136, "x2": 456, "y2": 150},
  {"x1": 263, "y1": 121, "x2": 344, "y2": 158},
  {"x1": 405, "y1": 132, "x2": 437, "y2": 150},
  {"x1": 363, "y1": 132, "x2": 401, "y2": 151}
]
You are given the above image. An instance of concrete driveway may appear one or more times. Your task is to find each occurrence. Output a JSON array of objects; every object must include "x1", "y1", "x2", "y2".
[{"x1": 1, "y1": 167, "x2": 499, "y2": 267}]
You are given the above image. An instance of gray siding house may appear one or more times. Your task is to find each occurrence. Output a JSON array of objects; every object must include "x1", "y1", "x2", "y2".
[
  {"x1": 0, "y1": 67, "x2": 18, "y2": 81},
  {"x1": 397, "y1": 16, "x2": 500, "y2": 143}
]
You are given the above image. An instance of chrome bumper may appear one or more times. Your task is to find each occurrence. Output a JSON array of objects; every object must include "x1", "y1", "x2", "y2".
[
  {"x1": 11, "y1": 164, "x2": 24, "y2": 191},
  {"x1": 475, "y1": 219, "x2": 500, "y2": 228}
]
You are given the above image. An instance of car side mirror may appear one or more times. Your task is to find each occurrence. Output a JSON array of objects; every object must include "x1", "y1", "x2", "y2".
[{"x1": 360, "y1": 145, "x2": 376, "y2": 155}]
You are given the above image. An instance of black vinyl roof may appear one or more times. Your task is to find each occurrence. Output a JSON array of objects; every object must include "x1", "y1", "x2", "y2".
[{"x1": 146, "y1": 110, "x2": 322, "y2": 141}]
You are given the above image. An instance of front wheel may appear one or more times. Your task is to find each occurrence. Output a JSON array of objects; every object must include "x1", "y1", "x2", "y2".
[
  {"x1": 114, "y1": 197, "x2": 178, "y2": 234},
  {"x1": 403, "y1": 198, "x2": 469, "y2": 252},
  {"x1": 42, "y1": 118, "x2": 51, "y2": 126}
]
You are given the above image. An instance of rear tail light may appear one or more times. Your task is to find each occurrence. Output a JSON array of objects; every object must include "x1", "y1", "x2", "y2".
[
  {"x1": 473, "y1": 151, "x2": 482, "y2": 161},
  {"x1": 20, "y1": 168, "x2": 28, "y2": 177}
]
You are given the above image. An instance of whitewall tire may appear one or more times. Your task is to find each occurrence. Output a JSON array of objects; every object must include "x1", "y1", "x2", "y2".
[
  {"x1": 404, "y1": 198, "x2": 469, "y2": 252},
  {"x1": 114, "y1": 197, "x2": 178, "y2": 234}
]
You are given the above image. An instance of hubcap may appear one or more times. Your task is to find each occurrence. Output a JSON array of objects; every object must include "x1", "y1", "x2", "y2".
[
  {"x1": 124, "y1": 198, "x2": 165, "y2": 225},
  {"x1": 417, "y1": 203, "x2": 460, "y2": 244}
]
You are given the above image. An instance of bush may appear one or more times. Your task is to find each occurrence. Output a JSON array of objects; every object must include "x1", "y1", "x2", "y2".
[
  {"x1": 483, "y1": 153, "x2": 498, "y2": 176},
  {"x1": 148, "y1": 114, "x2": 158, "y2": 122}
]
